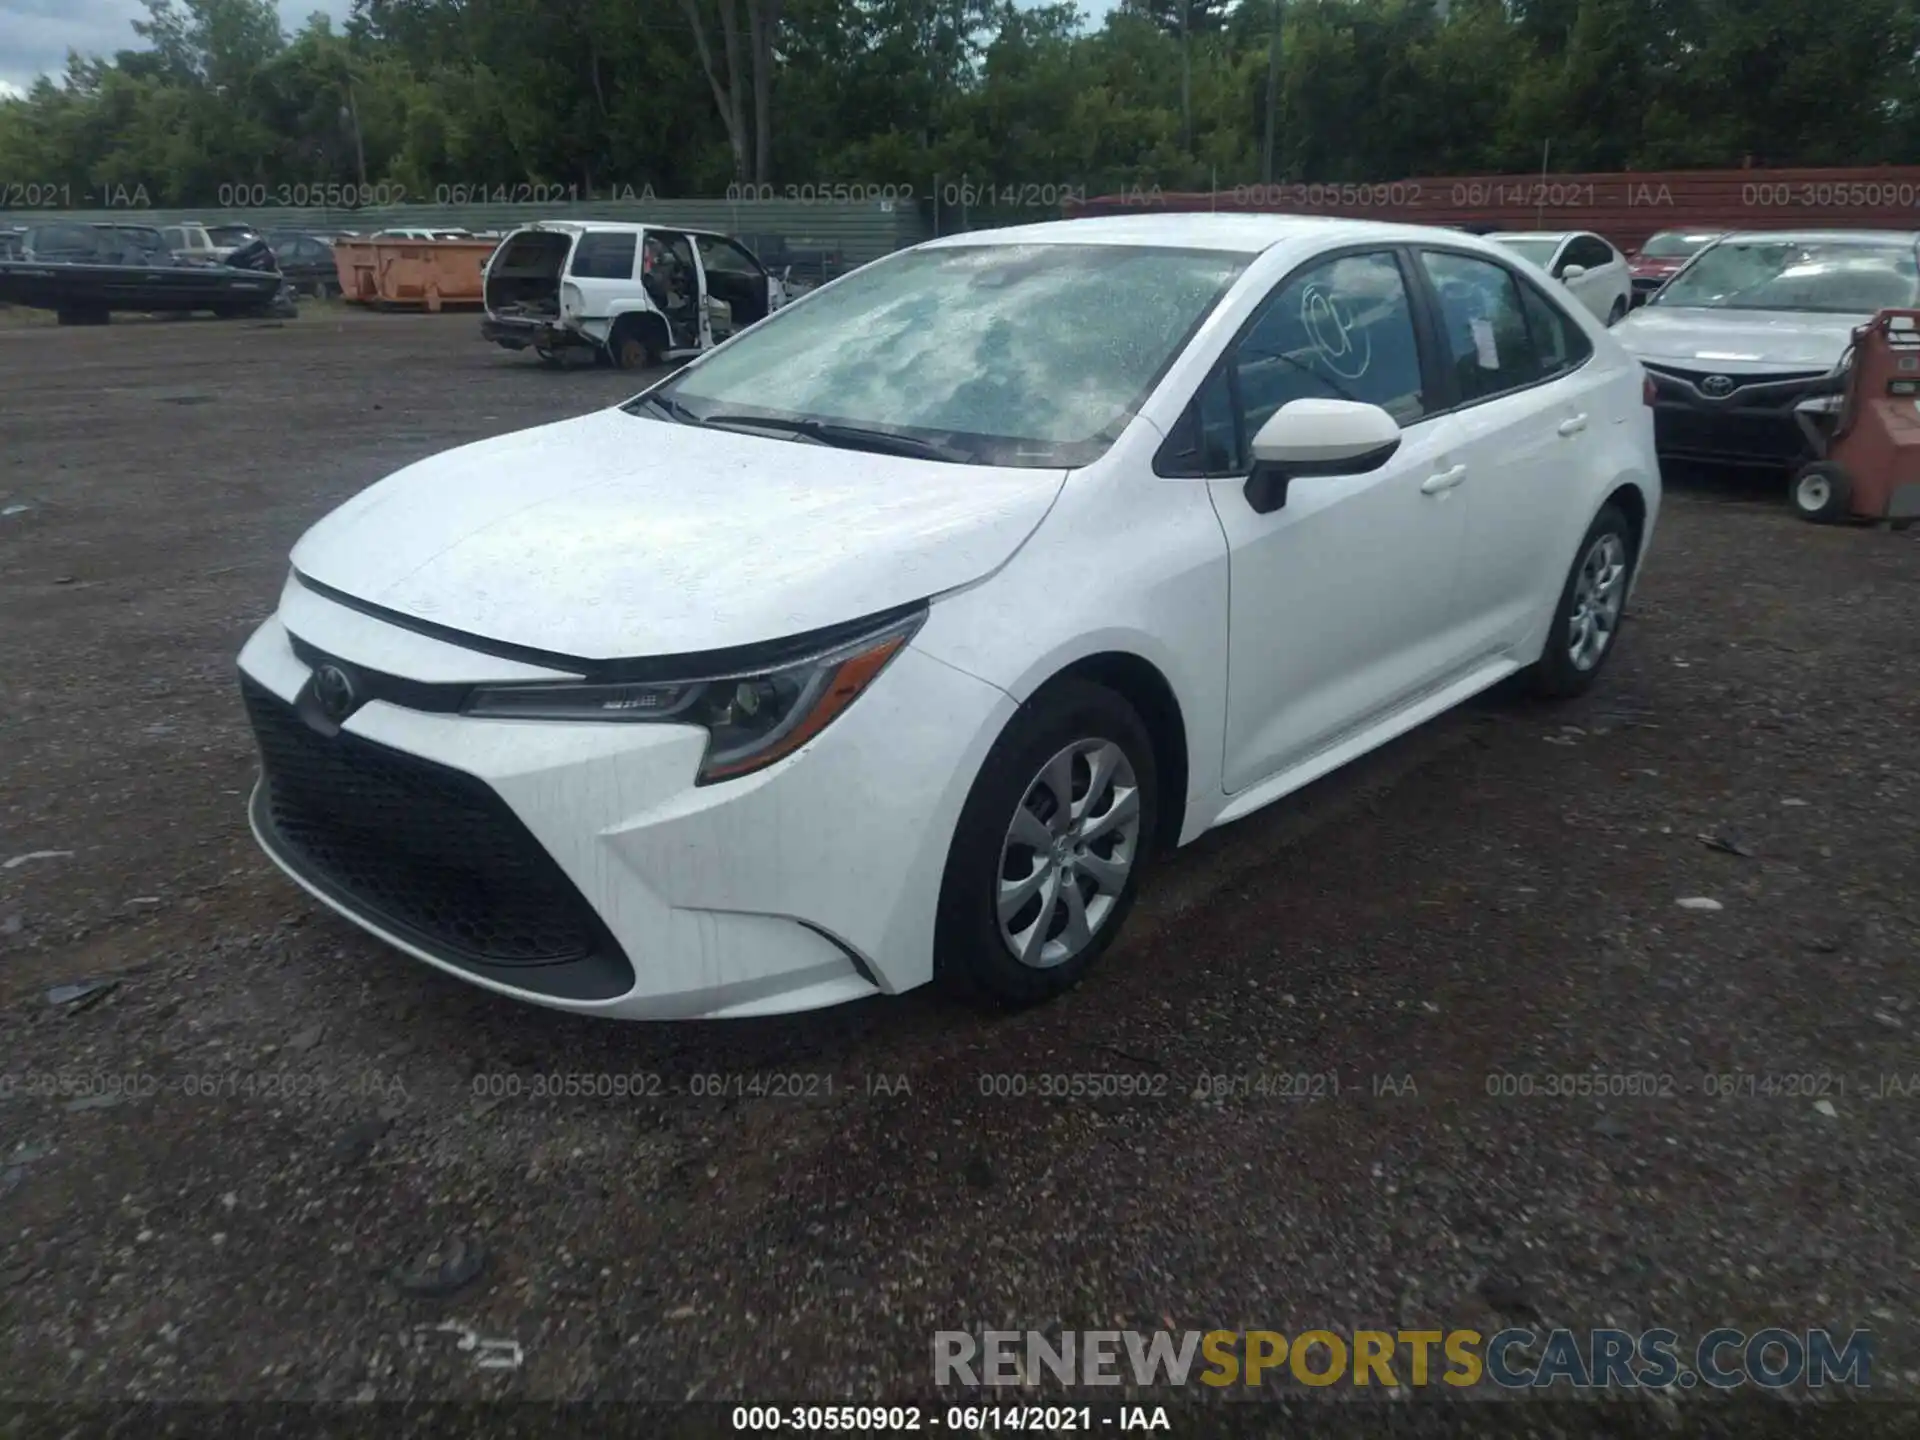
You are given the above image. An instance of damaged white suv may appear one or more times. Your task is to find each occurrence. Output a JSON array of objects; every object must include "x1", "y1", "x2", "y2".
[{"x1": 481, "y1": 221, "x2": 790, "y2": 368}]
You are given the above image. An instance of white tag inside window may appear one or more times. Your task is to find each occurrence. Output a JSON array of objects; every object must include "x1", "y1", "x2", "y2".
[{"x1": 1470, "y1": 317, "x2": 1499, "y2": 370}]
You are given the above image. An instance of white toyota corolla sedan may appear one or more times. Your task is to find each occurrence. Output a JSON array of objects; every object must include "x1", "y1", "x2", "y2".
[{"x1": 238, "y1": 214, "x2": 1660, "y2": 1020}]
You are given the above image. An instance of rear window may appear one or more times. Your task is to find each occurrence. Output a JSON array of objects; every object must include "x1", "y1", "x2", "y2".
[
  {"x1": 31, "y1": 224, "x2": 100, "y2": 258},
  {"x1": 571, "y1": 232, "x2": 637, "y2": 280}
]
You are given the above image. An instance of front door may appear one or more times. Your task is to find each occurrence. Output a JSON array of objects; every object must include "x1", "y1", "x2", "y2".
[
  {"x1": 1199, "y1": 248, "x2": 1475, "y2": 794},
  {"x1": 1556, "y1": 234, "x2": 1617, "y2": 321},
  {"x1": 691, "y1": 234, "x2": 782, "y2": 337}
]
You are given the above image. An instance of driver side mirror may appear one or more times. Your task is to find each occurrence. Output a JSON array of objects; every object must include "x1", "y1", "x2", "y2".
[
  {"x1": 1559, "y1": 262, "x2": 1588, "y2": 281},
  {"x1": 1243, "y1": 399, "x2": 1403, "y2": 515}
]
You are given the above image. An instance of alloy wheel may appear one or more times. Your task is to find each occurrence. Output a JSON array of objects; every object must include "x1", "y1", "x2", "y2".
[
  {"x1": 996, "y1": 739, "x2": 1142, "y2": 969},
  {"x1": 1566, "y1": 531, "x2": 1628, "y2": 671}
]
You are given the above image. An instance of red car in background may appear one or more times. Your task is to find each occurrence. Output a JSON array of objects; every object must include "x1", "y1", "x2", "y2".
[{"x1": 1628, "y1": 231, "x2": 1723, "y2": 305}]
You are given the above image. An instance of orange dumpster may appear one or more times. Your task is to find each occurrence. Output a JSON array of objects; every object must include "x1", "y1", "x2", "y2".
[{"x1": 330, "y1": 237, "x2": 499, "y2": 312}]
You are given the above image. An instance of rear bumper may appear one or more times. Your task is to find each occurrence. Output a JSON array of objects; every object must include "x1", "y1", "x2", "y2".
[{"x1": 480, "y1": 316, "x2": 595, "y2": 352}]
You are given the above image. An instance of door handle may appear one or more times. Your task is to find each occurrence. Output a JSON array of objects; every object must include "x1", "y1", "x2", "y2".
[
  {"x1": 1420, "y1": 464, "x2": 1468, "y2": 495},
  {"x1": 1557, "y1": 414, "x2": 1589, "y2": 437}
]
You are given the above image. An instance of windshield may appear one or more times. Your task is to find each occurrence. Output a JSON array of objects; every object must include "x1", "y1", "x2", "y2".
[
  {"x1": 1492, "y1": 237, "x2": 1562, "y2": 268},
  {"x1": 1655, "y1": 239, "x2": 1920, "y2": 313},
  {"x1": 1639, "y1": 233, "x2": 1711, "y2": 260},
  {"x1": 634, "y1": 243, "x2": 1250, "y2": 467}
]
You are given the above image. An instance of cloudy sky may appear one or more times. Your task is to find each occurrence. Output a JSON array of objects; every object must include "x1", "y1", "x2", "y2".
[
  {"x1": 0, "y1": 0, "x2": 355, "y2": 95},
  {"x1": 0, "y1": 0, "x2": 1121, "y2": 97}
]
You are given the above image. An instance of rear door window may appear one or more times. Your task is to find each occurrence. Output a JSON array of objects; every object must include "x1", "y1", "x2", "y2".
[
  {"x1": 570, "y1": 231, "x2": 638, "y2": 280},
  {"x1": 1418, "y1": 250, "x2": 1541, "y2": 404},
  {"x1": 32, "y1": 224, "x2": 101, "y2": 260},
  {"x1": 1517, "y1": 280, "x2": 1593, "y2": 380}
]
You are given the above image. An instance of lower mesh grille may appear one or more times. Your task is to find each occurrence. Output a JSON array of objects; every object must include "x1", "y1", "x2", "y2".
[{"x1": 241, "y1": 674, "x2": 622, "y2": 974}]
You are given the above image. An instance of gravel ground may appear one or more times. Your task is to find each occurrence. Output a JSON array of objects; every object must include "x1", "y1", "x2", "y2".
[{"x1": 1, "y1": 310, "x2": 1917, "y2": 1435}]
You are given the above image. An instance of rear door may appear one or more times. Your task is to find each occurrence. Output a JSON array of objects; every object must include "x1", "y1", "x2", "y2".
[
  {"x1": 646, "y1": 231, "x2": 704, "y2": 351},
  {"x1": 566, "y1": 228, "x2": 639, "y2": 325},
  {"x1": 1412, "y1": 247, "x2": 1603, "y2": 656}
]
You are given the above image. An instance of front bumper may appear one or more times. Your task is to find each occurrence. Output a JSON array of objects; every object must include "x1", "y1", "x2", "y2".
[
  {"x1": 236, "y1": 592, "x2": 1015, "y2": 1020},
  {"x1": 1643, "y1": 365, "x2": 1842, "y2": 468}
]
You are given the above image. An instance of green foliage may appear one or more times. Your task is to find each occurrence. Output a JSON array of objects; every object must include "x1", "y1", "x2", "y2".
[{"x1": 3, "y1": 0, "x2": 1919, "y2": 205}]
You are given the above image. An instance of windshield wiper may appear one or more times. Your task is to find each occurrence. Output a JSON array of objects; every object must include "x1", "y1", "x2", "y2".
[
  {"x1": 700, "y1": 413, "x2": 963, "y2": 462},
  {"x1": 636, "y1": 393, "x2": 704, "y2": 425}
]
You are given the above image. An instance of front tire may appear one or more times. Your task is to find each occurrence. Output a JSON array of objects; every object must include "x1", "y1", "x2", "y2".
[
  {"x1": 1529, "y1": 503, "x2": 1638, "y2": 699},
  {"x1": 935, "y1": 679, "x2": 1158, "y2": 1008},
  {"x1": 1791, "y1": 461, "x2": 1853, "y2": 523}
]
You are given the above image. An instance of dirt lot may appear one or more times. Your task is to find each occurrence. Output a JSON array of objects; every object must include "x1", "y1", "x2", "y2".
[{"x1": 1, "y1": 309, "x2": 1917, "y2": 1433}]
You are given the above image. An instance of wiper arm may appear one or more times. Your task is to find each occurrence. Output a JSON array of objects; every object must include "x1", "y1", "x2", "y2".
[
  {"x1": 700, "y1": 413, "x2": 962, "y2": 462},
  {"x1": 636, "y1": 393, "x2": 704, "y2": 425},
  {"x1": 807, "y1": 421, "x2": 962, "y2": 462}
]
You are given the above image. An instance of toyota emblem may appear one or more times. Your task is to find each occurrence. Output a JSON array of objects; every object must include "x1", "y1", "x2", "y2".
[
  {"x1": 1701, "y1": 374, "x2": 1735, "y2": 397},
  {"x1": 313, "y1": 663, "x2": 357, "y2": 721}
]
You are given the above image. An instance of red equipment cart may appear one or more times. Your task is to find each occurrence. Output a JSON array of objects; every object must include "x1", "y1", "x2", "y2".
[{"x1": 1790, "y1": 308, "x2": 1920, "y2": 528}]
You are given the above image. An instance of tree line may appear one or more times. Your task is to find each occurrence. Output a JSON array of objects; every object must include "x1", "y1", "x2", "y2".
[{"x1": 2, "y1": 0, "x2": 1918, "y2": 210}]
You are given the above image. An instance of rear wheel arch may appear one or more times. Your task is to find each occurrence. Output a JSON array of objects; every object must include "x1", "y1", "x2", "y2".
[
  {"x1": 1603, "y1": 480, "x2": 1648, "y2": 558},
  {"x1": 607, "y1": 311, "x2": 667, "y2": 368}
]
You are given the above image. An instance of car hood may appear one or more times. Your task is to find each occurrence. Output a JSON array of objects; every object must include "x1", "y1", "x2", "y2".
[
  {"x1": 1611, "y1": 306, "x2": 1860, "y2": 373},
  {"x1": 1629, "y1": 258, "x2": 1684, "y2": 277},
  {"x1": 289, "y1": 408, "x2": 1067, "y2": 661}
]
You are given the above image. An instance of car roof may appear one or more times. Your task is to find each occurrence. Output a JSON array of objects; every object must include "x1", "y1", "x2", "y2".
[
  {"x1": 914, "y1": 212, "x2": 1542, "y2": 257},
  {"x1": 1716, "y1": 229, "x2": 1920, "y2": 245},
  {"x1": 508, "y1": 220, "x2": 738, "y2": 241},
  {"x1": 1489, "y1": 230, "x2": 1577, "y2": 241}
]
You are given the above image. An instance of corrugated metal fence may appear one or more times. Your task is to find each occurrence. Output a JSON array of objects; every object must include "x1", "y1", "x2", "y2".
[
  {"x1": 1066, "y1": 167, "x2": 1920, "y2": 250},
  {"x1": 5, "y1": 198, "x2": 933, "y2": 266},
  {"x1": 24, "y1": 166, "x2": 1920, "y2": 261}
]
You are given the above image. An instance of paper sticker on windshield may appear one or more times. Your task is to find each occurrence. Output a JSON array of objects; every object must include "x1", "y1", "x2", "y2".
[{"x1": 1470, "y1": 317, "x2": 1499, "y2": 370}]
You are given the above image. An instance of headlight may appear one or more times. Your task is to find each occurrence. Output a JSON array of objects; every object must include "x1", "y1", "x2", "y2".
[{"x1": 463, "y1": 610, "x2": 924, "y2": 784}]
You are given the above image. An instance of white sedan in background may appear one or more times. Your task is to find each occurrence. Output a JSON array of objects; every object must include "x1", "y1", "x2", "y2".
[
  {"x1": 1491, "y1": 230, "x2": 1636, "y2": 325},
  {"x1": 237, "y1": 214, "x2": 1660, "y2": 1020}
]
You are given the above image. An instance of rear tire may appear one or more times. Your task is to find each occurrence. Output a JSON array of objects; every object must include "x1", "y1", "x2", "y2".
[
  {"x1": 1528, "y1": 503, "x2": 1638, "y2": 700},
  {"x1": 608, "y1": 317, "x2": 656, "y2": 371},
  {"x1": 1790, "y1": 461, "x2": 1853, "y2": 523},
  {"x1": 935, "y1": 679, "x2": 1158, "y2": 1008}
]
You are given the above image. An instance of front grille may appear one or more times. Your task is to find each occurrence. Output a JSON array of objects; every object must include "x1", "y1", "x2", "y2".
[
  {"x1": 1653, "y1": 406, "x2": 1807, "y2": 464},
  {"x1": 1643, "y1": 363, "x2": 1829, "y2": 394},
  {"x1": 241, "y1": 675, "x2": 629, "y2": 987}
]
